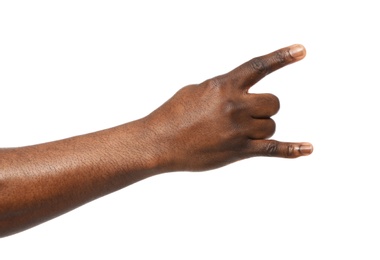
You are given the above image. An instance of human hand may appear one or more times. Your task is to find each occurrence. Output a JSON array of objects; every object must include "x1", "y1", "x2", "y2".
[
  {"x1": 142, "y1": 44, "x2": 313, "y2": 172},
  {"x1": 0, "y1": 44, "x2": 312, "y2": 237},
  {"x1": 0, "y1": 44, "x2": 313, "y2": 237}
]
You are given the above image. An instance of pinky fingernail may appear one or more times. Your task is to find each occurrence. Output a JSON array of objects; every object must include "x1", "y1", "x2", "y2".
[{"x1": 299, "y1": 143, "x2": 313, "y2": 156}]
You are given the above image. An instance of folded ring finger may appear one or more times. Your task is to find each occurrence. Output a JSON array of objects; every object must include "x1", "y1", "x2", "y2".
[{"x1": 248, "y1": 118, "x2": 276, "y2": 140}]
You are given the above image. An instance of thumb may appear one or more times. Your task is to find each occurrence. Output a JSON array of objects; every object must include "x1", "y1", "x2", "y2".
[{"x1": 250, "y1": 140, "x2": 313, "y2": 158}]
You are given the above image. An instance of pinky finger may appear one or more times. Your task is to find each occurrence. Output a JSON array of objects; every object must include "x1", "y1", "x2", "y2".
[{"x1": 250, "y1": 140, "x2": 313, "y2": 158}]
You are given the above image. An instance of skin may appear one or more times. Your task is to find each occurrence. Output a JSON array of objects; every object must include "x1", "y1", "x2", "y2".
[{"x1": 0, "y1": 44, "x2": 313, "y2": 238}]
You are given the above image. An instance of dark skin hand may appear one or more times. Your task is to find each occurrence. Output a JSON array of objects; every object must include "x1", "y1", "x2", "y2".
[{"x1": 0, "y1": 44, "x2": 312, "y2": 237}]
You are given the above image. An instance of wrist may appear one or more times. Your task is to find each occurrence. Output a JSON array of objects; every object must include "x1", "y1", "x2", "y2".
[{"x1": 110, "y1": 119, "x2": 172, "y2": 176}]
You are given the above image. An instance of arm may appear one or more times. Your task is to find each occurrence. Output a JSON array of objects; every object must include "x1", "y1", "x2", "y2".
[{"x1": 0, "y1": 44, "x2": 313, "y2": 237}]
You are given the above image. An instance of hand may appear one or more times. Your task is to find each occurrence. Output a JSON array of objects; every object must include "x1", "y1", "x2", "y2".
[
  {"x1": 143, "y1": 44, "x2": 313, "y2": 172},
  {"x1": 0, "y1": 44, "x2": 313, "y2": 237}
]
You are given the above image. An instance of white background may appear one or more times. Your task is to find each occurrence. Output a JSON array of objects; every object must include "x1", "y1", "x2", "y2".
[{"x1": 0, "y1": 1, "x2": 379, "y2": 259}]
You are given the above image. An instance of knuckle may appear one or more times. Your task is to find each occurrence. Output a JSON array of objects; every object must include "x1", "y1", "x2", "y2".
[
  {"x1": 249, "y1": 57, "x2": 269, "y2": 75},
  {"x1": 286, "y1": 144, "x2": 295, "y2": 158},
  {"x1": 264, "y1": 140, "x2": 278, "y2": 156},
  {"x1": 203, "y1": 76, "x2": 223, "y2": 89},
  {"x1": 221, "y1": 99, "x2": 245, "y2": 121},
  {"x1": 274, "y1": 50, "x2": 289, "y2": 65},
  {"x1": 222, "y1": 99, "x2": 237, "y2": 115}
]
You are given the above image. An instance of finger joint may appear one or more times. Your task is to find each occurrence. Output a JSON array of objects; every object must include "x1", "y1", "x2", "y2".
[
  {"x1": 249, "y1": 57, "x2": 268, "y2": 76},
  {"x1": 265, "y1": 140, "x2": 278, "y2": 156}
]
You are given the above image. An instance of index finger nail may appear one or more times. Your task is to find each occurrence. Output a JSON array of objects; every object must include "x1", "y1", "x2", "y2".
[{"x1": 289, "y1": 44, "x2": 306, "y2": 60}]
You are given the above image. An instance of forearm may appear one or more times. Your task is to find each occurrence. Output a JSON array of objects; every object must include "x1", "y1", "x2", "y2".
[{"x1": 0, "y1": 118, "x2": 163, "y2": 237}]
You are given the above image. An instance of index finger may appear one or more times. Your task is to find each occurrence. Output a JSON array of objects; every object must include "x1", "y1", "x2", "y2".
[{"x1": 226, "y1": 44, "x2": 306, "y2": 90}]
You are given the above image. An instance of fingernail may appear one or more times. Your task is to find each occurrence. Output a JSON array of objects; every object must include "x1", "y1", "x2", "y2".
[
  {"x1": 289, "y1": 44, "x2": 306, "y2": 59},
  {"x1": 299, "y1": 143, "x2": 313, "y2": 156}
]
